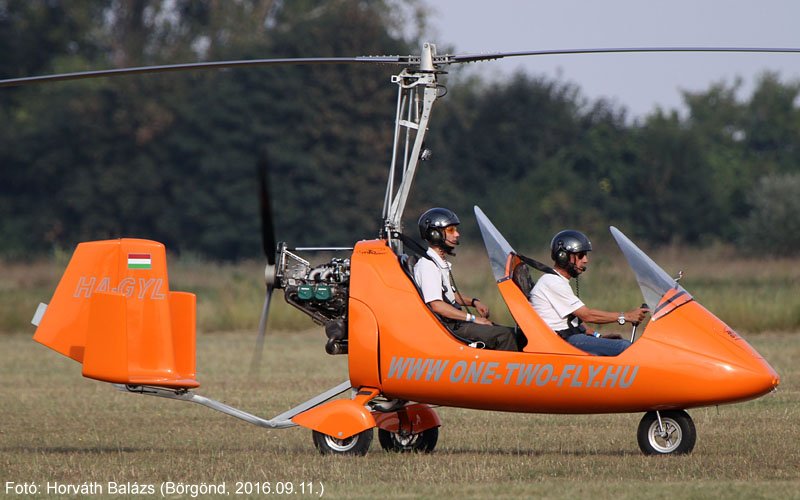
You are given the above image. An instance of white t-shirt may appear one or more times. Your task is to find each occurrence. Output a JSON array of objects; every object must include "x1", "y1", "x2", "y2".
[
  {"x1": 413, "y1": 247, "x2": 457, "y2": 305},
  {"x1": 529, "y1": 272, "x2": 584, "y2": 331}
]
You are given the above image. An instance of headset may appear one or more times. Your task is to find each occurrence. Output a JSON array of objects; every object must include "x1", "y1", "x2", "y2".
[
  {"x1": 553, "y1": 239, "x2": 570, "y2": 268},
  {"x1": 550, "y1": 230, "x2": 592, "y2": 277},
  {"x1": 419, "y1": 208, "x2": 460, "y2": 251},
  {"x1": 424, "y1": 223, "x2": 445, "y2": 246}
]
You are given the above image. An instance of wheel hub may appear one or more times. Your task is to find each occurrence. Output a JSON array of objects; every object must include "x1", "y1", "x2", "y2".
[
  {"x1": 650, "y1": 419, "x2": 682, "y2": 452},
  {"x1": 324, "y1": 435, "x2": 358, "y2": 452}
]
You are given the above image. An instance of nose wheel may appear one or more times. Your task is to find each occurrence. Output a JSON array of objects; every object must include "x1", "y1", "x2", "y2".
[{"x1": 637, "y1": 410, "x2": 696, "y2": 455}]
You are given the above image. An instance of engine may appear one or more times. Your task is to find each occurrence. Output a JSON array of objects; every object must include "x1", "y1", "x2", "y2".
[{"x1": 278, "y1": 249, "x2": 350, "y2": 355}]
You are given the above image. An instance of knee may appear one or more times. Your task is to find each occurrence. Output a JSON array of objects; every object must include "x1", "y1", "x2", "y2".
[{"x1": 615, "y1": 339, "x2": 632, "y2": 354}]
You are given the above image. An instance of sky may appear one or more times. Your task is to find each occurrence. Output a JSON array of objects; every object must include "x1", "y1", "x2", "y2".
[{"x1": 425, "y1": 0, "x2": 800, "y2": 118}]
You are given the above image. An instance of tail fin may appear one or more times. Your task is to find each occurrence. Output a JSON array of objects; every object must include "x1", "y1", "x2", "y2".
[{"x1": 33, "y1": 239, "x2": 199, "y2": 389}]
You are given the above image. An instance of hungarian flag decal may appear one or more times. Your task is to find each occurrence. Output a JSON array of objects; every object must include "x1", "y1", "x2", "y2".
[{"x1": 127, "y1": 253, "x2": 152, "y2": 270}]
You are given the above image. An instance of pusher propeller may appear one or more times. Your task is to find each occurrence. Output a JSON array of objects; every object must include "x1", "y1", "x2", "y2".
[{"x1": 251, "y1": 149, "x2": 278, "y2": 373}]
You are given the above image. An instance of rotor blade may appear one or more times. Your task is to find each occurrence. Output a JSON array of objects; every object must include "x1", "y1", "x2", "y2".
[
  {"x1": 5, "y1": 46, "x2": 799, "y2": 88},
  {"x1": 250, "y1": 285, "x2": 273, "y2": 373},
  {"x1": 448, "y1": 46, "x2": 800, "y2": 64},
  {"x1": 0, "y1": 55, "x2": 408, "y2": 88},
  {"x1": 258, "y1": 150, "x2": 277, "y2": 266}
]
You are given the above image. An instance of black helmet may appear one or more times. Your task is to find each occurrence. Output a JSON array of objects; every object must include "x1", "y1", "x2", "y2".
[
  {"x1": 551, "y1": 229, "x2": 592, "y2": 267},
  {"x1": 418, "y1": 207, "x2": 460, "y2": 247}
]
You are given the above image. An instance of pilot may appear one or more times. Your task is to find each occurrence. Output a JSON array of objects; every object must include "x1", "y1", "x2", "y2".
[
  {"x1": 529, "y1": 229, "x2": 649, "y2": 356},
  {"x1": 414, "y1": 207, "x2": 519, "y2": 351}
]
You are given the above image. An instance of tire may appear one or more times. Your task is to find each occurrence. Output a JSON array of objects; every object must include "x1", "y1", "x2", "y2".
[
  {"x1": 378, "y1": 427, "x2": 439, "y2": 453},
  {"x1": 312, "y1": 428, "x2": 373, "y2": 456},
  {"x1": 637, "y1": 410, "x2": 696, "y2": 455}
]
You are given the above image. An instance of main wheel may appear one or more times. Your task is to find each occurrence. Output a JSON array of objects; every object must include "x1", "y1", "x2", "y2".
[
  {"x1": 312, "y1": 429, "x2": 373, "y2": 456},
  {"x1": 637, "y1": 410, "x2": 696, "y2": 455},
  {"x1": 378, "y1": 427, "x2": 439, "y2": 453}
]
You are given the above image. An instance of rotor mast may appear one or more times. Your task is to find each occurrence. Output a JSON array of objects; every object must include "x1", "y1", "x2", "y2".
[{"x1": 382, "y1": 42, "x2": 441, "y2": 238}]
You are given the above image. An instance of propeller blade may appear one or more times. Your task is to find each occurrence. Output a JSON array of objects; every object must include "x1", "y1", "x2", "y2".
[
  {"x1": 258, "y1": 150, "x2": 277, "y2": 265},
  {"x1": 250, "y1": 285, "x2": 273, "y2": 373},
  {"x1": 252, "y1": 149, "x2": 279, "y2": 373}
]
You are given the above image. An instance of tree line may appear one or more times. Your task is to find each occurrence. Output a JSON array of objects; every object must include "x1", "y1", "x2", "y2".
[{"x1": 1, "y1": 0, "x2": 798, "y2": 260}]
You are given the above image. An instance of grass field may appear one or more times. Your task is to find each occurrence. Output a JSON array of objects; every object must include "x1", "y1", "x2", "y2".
[
  {"x1": 3, "y1": 243, "x2": 800, "y2": 334},
  {"x1": 2, "y1": 246, "x2": 799, "y2": 498},
  {"x1": 2, "y1": 329, "x2": 798, "y2": 499}
]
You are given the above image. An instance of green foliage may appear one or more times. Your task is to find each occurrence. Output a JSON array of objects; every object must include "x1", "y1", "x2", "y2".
[
  {"x1": 739, "y1": 173, "x2": 800, "y2": 255},
  {"x1": 744, "y1": 73, "x2": 800, "y2": 170},
  {"x1": 1, "y1": 1, "x2": 419, "y2": 259},
  {"x1": 2, "y1": 3, "x2": 800, "y2": 259},
  {"x1": 683, "y1": 74, "x2": 800, "y2": 243},
  {"x1": 627, "y1": 111, "x2": 719, "y2": 244},
  {"x1": 418, "y1": 73, "x2": 605, "y2": 247}
]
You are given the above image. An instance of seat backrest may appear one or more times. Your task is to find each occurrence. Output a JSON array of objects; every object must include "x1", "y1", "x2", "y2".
[
  {"x1": 399, "y1": 253, "x2": 418, "y2": 282},
  {"x1": 397, "y1": 253, "x2": 480, "y2": 348},
  {"x1": 511, "y1": 261, "x2": 535, "y2": 296}
]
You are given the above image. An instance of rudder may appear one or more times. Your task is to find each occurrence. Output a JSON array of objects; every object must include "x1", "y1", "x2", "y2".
[{"x1": 33, "y1": 239, "x2": 199, "y2": 388}]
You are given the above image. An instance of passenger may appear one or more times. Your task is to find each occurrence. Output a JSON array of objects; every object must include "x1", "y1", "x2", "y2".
[
  {"x1": 530, "y1": 229, "x2": 649, "y2": 356},
  {"x1": 414, "y1": 207, "x2": 519, "y2": 351}
]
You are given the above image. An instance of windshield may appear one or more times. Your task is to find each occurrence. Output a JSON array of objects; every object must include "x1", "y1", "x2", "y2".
[
  {"x1": 475, "y1": 206, "x2": 691, "y2": 314},
  {"x1": 474, "y1": 206, "x2": 516, "y2": 282},
  {"x1": 609, "y1": 227, "x2": 691, "y2": 310}
]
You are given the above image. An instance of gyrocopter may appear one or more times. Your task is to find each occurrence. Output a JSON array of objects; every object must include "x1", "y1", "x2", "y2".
[{"x1": 8, "y1": 42, "x2": 787, "y2": 456}]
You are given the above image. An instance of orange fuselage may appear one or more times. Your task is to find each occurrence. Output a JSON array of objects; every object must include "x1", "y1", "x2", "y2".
[{"x1": 347, "y1": 240, "x2": 779, "y2": 414}]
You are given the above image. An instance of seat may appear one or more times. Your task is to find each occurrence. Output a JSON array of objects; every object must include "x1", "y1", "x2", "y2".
[
  {"x1": 399, "y1": 253, "x2": 418, "y2": 280},
  {"x1": 511, "y1": 261, "x2": 535, "y2": 296},
  {"x1": 397, "y1": 253, "x2": 479, "y2": 348}
]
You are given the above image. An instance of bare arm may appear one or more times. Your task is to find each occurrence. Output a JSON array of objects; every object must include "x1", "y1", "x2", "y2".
[
  {"x1": 429, "y1": 300, "x2": 492, "y2": 325},
  {"x1": 572, "y1": 306, "x2": 649, "y2": 325},
  {"x1": 454, "y1": 295, "x2": 490, "y2": 318}
]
